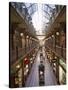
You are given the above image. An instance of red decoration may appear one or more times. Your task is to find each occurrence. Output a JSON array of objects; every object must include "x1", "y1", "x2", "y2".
[{"x1": 24, "y1": 58, "x2": 29, "y2": 64}]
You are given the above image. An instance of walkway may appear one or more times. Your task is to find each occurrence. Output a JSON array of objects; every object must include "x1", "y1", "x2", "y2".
[{"x1": 25, "y1": 48, "x2": 57, "y2": 87}]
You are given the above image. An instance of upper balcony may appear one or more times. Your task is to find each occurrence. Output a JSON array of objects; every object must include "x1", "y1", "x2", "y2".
[
  {"x1": 10, "y1": 2, "x2": 36, "y2": 39},
  {"x1": 44, "y1": 5, "x2": 66, "y2": 38}
]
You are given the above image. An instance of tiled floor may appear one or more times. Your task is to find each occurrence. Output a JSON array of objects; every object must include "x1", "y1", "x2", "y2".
[{"x1": 25, "y1": 49, "x2": 57, "y2": 87}]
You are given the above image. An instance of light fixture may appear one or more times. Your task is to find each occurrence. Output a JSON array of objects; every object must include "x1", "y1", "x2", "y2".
[
  {"x1": 40, "y1": 71, "x2": 43, "y2": 75},
  {"x1": 50, "y1": 57, "x2": 52, "y2": 60},
  {"x1": 26, "y1": 65, "x2": 28, "y2": 68},
  {"x1": 30, "y1": 58, "x2": 32, "y2": 61},
  {"x1": 22, "y1": 5, "x2": 25, "y2": 8},
  {"x1": 24, "y1": 58, "x2": 27, "y2": 61},
  {"x1": 26, "y1": 35, "x2": 29, "y2": 38},
  {"x1": 20, "y1": 33, "x2": 23, "y2": 37},
  {"x1": 16, "y1": 64, "x2": 20, "y2": 69},
  {"x1": 52, "y1": 35, "x2": 54, "y2": 38},
  {"x1": 56, "y1": 32, "x2": 59, "y2": 36},
  {"x1": 55, "y1": 56, "x2": 57, "y2": 59},
  {"x1": 31, "y1": 61, "x2": 33, "y2": 64}
]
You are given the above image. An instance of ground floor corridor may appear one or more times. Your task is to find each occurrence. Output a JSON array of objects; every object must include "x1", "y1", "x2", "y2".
[{"x1": 25, "y1": 48, "x2": 57, "y2": 87}]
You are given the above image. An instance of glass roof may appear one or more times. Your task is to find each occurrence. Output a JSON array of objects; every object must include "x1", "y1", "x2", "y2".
[
  {"x1": 31, "y1": 3, "x2": 56, "y2": 36},
  {"x1": 25, "y1": 3, "x2": 38, "y2": 17},
  {"x1": 25, "y1": 3, "x2": 56, "y2": 34},
  {"x1": 11, "y1": 2, "x2": 56, "y2": 39}
]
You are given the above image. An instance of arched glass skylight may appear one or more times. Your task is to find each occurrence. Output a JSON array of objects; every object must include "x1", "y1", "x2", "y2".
[
  {"x1": 11, "y1": 2, "x2": 56, "y2": 39},
  {"x1": 32, "y1": 3, "x2": 56, "y2": 36}
]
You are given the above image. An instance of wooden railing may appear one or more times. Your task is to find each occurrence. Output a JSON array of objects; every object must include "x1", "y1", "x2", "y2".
[
  {"x1": 10, "y1": 45, "x2": 37, "y2": 65},
  {"x1": 45, "y1": 44, "x2": 66, "y2": 61}
]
